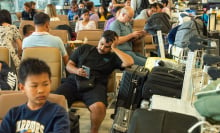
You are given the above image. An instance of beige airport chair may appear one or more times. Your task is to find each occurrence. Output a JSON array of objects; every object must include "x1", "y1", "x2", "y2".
[
  {"x1": 16, "y1": 12, "x2": 22, "y2": 21},
  {"x1": 0, "y1": 91, "x2": 67, "y2": 123},
  {"x1": 22, "y1": 47, "x2": 62, "y2": 92},
  {"x1": 132, "y1": 37, "x2": 145, "y2": 56},
  {"x1": 57, "y1": 15, "x2": 68, "y2": 22},
  {"x1": 76, "y1": 29, "x2": 103, "y2": 46},
  {"x1": 132, "y1": 19, "x2": 146, "y2": 31},
  {"x1": 0, "y1": 47, "x2": 10, "y2": 66},
  {"x1": 49, "y1": 29, "x2": 69, "y2": 44},
  {"x1": 49, "y1": 21, "x2": 70, "y2": 30}
]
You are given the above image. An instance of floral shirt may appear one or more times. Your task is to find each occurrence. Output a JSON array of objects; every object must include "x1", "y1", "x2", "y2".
[{"x1": 0, "y1": 25, "x2": 21, "y2": 70}]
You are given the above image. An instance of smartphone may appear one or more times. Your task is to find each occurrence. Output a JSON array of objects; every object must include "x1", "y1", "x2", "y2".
[{"x1": 82, "y1": 65, "x2": 90, "y2": 79}]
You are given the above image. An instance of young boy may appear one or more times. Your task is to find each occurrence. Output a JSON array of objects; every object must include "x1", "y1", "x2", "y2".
[{"x1": 0, "y1": 58, "x2": 70, "y2": 133}]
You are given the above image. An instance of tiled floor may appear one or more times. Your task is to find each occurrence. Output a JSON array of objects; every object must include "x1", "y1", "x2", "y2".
[{"x1": 76, "y1": 108, "x2": 114, "y2": 133}]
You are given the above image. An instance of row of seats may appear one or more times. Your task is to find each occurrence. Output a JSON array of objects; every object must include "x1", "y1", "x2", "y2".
[{"x1": 0, "y1": 45, "x2": 117, "y2": 108}]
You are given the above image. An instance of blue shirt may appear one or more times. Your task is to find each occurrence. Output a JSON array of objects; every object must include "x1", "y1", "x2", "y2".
[
  {"x1": 0, "y1": 101, "x2": 70, "y2": 133},
  {"x1": 67, "y1": 10, "x2": 78, "y2": 21},
  {"x1": 22, "y1": 32, "x2": 67, "y2": 56}
]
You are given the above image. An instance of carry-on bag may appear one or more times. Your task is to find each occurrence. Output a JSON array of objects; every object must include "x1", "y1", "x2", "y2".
[
  {"x1": 127, "y1": 109, "x2": 200, "y2": 133},
  {"x1": 112, "y1": 65, "x2": 148, "y2": 132},
  {"x1": 142, "y1": 66, "x2": 184, "y2": 100},
  {"x1": 115, "y1": 65, "x2": 148, "y2": 109}
]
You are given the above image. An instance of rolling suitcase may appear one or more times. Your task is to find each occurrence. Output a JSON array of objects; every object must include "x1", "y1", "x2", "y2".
[
  {"x1": 115, "y1": 65, "x2": 148, "y2": 110},
  {"x1": 112, "y1": 65, "x2": 148, "y2": 132}
]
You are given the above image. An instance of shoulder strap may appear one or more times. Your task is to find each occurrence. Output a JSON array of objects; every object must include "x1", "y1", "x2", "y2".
[{"x1": 193, "y1": 19, "x2": 200, "y2": 35}]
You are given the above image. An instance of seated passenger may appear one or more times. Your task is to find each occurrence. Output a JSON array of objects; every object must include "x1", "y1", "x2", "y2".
[
  {"x1": 22, "y1": 24, "x2": 35, "y2": 39},
  {"x1": 22, "y1": 12, "x2": 69, "y2": 65},
  {"x1": 0, "y1": 9, "x2": 22, "y2": 70},
  {"x1": 75, "y1": 8, "x2": 96, "y2": 33},
  {"x1": 44, "y1": 4, "x2": 60, "y2": 21},
  {"x1": 110, "y1": 6, "x2": 147, "y2": 66},
  {"x1": 85, "y1": 1, "x2": 99, "y2": 22},
  {"x1": 68, "y1": 2, "x2": 79, "y2": 21},
  {"x1": 0, "y1": 58, "x2": 70, "y2": 133},
  {"x1": 104, "y1": 6, "x2": 123, "y2": 31},
  {"x1": 21, "y1": 2, "x2": 36, "y2": 20},
  {"x1": 135, "y1": 3, "x2": 157, "y2": 20},
  {"x1": 55, "y1": 30, "x2": 134, "y2": 133}
]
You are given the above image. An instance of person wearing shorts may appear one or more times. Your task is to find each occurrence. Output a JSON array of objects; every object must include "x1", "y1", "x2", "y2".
[{"x1": 55, "y1": 30, "x2": 134, "y2": 133}]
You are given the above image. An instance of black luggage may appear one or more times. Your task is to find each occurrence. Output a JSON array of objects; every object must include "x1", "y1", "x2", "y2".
[
  {"x1": 116, "y1": 65, "x2": 148, "y2": 110},
  {"x1": 69, "y1": 109, "x2": 80, "y2": 133},
  {"x1": 142, "y1": 66, "x2": 184, "y2": 100},
  {"x1": 127, "y1": 109, "x2": 200, "y2": 133},
  {"x1": 112, "y1": 65, "x2": 148, "y2": 132}
]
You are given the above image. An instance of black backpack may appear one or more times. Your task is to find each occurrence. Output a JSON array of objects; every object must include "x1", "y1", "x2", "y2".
[
  {"x1": 0, "y1": 61, "x2": 17, "y2": 90},
  {"x1": 144, "y1": 12, "x2": 171, "y2": 35},
  {"x1": 135, "y1": 0, "x2": 150, "y2": 17}
]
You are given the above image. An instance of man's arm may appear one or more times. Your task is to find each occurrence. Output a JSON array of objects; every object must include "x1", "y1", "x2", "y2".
[
  {"x1": 110, "y1": 22, "x2": 144, "y2": 45},
  {"x1": 62, "y1": 55, "x2": 69, "y2": 65},
  {"x1": 111, "y1": 40, "x2": 134, "y2": 67},
  {"x1": 66, "y1": 60, "x2": 87, "y2": 77}
]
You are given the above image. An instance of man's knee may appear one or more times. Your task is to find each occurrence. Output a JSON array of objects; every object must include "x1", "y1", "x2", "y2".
[{"x1": 89, "y1": 102, "x2": 106, "y2": 115}]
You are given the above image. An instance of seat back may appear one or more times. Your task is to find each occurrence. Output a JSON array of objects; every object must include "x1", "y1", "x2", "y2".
[
  {"x1": 76, "y1": 30, "x2": 103, "y2": 46},
  {"x1": 57, "y1": 15, "x2": 68, "y2": 22},
  {"x1": 16, "y1": 12, "x2": 22, "y2": 20},
  {"x1": 132, "y1": 37, "x2": 145, "y2": 56},
  {"x1": 0, "y1": 47, "x2": 10, "y2": 66},
  {"x1": 132, "y1": 19, "x2": 146, "y2": 31},
  {"x1": 49, "y1": 21, "x2": 70, "y2": 30},
  {"x1": 22, "y1": 47, "x2": 62, "y2": 92},
  {"x1": 0, "y1": 91, "x2": 67, "y2": 122},
  {"x1": 19, "y1": 20, "x2": 34, "y2": 37},
  {"x1": 49, "y1": 29, "x2": 69, "y2": 44}
]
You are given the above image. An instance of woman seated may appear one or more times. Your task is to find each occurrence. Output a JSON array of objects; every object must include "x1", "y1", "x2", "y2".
[
  {"x1": 21, "y1": 2, "x2": 37, "y2": 20},
  {"x1": 45, "y1": 4, "x2": 60, "y2": 21},
  {"x1": 97, "y1": 5, "x2": 109, "y2": 21},
  {"x1": 75, "y1": 8, "x2": 96, "y2": 33}
]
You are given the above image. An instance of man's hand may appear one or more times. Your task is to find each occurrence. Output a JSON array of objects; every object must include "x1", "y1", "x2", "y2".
[
  {"x1": 131, "y1": 31, "x2": 145, "y2": 39},
  {"x1": 76, "y1": 68, "x2": 87, "y2": 77},
  {"x1": 111, "y1": 38, "x2": 119, "y2": 49}
]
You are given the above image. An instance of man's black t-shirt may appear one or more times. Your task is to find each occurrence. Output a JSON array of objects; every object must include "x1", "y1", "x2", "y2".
[{"x1": 69, "y1": 44, "x2": 122, "y2": 81}]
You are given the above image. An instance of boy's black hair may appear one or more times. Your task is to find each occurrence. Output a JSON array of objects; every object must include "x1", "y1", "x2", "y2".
[
  {"x1": 33, "y1": 12, "x2": 50, "y2": 25},
  {"x1": 0, "y1": 9, "x2": 12, "y2": 25},
  {"x1": 18, "y1": 58, "x2": 51, "y2": 84},
  {"x1": 102, "y1": 30, "x2": 118, "y2": 43},
  {"x1": 149, "y1": 3, "x2": 157, "y2": 9},
  {"x1": 156, "y1": 2, "x2": 164, "y2": 9},
  {"x1": 23, "y1": 24, "x2": 35, "y2": 36}
]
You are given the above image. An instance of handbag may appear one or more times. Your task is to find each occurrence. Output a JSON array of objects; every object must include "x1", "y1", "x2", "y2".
[
  {"x1": 75, "y1": 76, "x2": 95, "y2": 92},
  {"x1": 194, "y1": 79, "x2": 220, "y2": 122}
]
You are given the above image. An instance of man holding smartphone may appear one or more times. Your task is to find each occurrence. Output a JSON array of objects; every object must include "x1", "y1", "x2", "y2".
[{"x1": 55, "y1": 30, "x2": 134, "y2": 133}]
